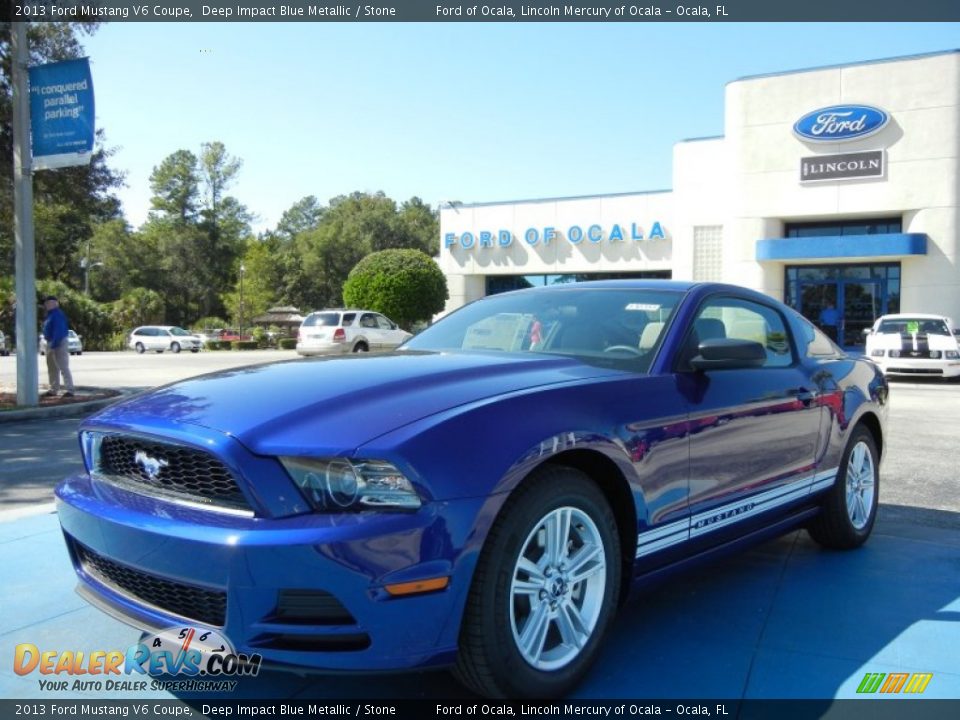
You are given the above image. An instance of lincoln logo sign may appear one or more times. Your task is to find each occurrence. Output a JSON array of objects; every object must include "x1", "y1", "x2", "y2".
[{"x1": 793, "y1": 104, "x2": 889, "y2": 142}]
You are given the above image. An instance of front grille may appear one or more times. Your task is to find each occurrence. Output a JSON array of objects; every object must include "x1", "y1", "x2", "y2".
[
  {"x1": 272, "y1": 590, "x2": 356, "y2": 625},
  {"x1": 98, "y1": 435, "x2": 249, "y2": 510},
  {"x1": 889, "y1": 350, "x2": 941, "y2": 359},
  {"x1": 888, "y1": 367, "x2": 943, "y2": 375},
  {"x1": 74, "y1": 541, "x2": 226, "y2": 627}
]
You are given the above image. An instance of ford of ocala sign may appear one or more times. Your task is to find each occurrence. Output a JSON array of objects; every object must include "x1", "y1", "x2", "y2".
[{"x1": 793, "y1": 105, "x2": 889, "y2": 142}]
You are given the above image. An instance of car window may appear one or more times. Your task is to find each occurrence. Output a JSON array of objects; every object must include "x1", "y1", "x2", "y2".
[
  {"x1": 375, "y1": 315, "x2": 394, "y2": 330},
  {"x1": 359, "y1": 314, "x2": 378, "y2": 329},
  {"x1": 404, "y1": 288, "x2": 682, "y2": 372},
  {"x1": 684, "y1": 297, "x2": 795, "y2": 369},
  {"x1": 341, "y1": 313, "x2": 357, "y2": 326},
  {"x1": 170, "y1": 327, "x2": 192, "y2": 336},
  {"x1": 303, "y1": 313, "x2": 341, "y2": 327},
  {"x1": 795, "y1": 315, "x2": 841, "y2": 357}
]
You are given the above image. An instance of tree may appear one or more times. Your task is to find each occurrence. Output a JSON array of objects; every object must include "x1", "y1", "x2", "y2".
[
  {"x1": 148, "y1": 149, "x2": 200, "y2": 224},
  {"x1": 273, "y1": 195, "x2": 323, "y2": 242},
  {"x1": 342, "y1": 249, "x2": 448, "y2": 330},
  {"x1": 142, "y1": 142, "x2": 252, "y2": 324},
  {"x1": 111, "y1": 287, "x2": 164, "y2": 330},
  {"x1": 279, "y1": 192, "x2": 440, "y2": 311},
  {"x1": 221, "y1": 236, "x2": 284, "y2": 327},
  {"x1": 36, "y1": 280, "x2": 115, "y2": 351}
]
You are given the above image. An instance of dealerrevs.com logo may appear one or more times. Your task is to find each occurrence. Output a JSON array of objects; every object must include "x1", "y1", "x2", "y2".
[{"x1": 14, "y1": 626, "x2": 262, "y2": 693}]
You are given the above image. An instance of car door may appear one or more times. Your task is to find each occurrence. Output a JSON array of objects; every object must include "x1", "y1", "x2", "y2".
[
  {"x1": 375, "y1": 314, "x2": 405, "y2": 349},
  {"x1": 675, "y1": 295, "x2": 823, "y2": 546},
  {"x1": 358, "y1": 313, "x2": 384, "y2": 349}
]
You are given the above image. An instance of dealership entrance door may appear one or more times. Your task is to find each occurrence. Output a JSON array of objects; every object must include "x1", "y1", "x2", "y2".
[{"x1": 785, "y1": 264, "x2": 901, "y2": 351}]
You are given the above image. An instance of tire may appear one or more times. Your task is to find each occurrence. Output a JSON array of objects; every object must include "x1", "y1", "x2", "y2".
[
  {"x1": 353, "y1": 342, "x2": 369, "y2": 353},
  {"x1": 171, "y1": 342, "x2": 181, "y2": 354},
  {"x1": 135, "y1": 343, "x2": 145, "y2": 354},
  {"x1": 808, "y1": 425, "x2": 879, "y2": 550},
  {"x1": 191, "y1": 348, "x2": 199, "y2": 353},
  {"x1": 453, "y1": 465, "x2": 621, "y2": 698}
]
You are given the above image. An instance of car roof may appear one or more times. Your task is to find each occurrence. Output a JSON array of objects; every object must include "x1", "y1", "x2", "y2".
[{"x1": 877, "y1": 313, "x2": 950, "y2": 321}]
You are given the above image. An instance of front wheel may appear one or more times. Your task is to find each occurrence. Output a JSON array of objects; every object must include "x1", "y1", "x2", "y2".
[
  {"x1": 135, "y1": 343, "x2": 145, "y2": 354},
  {"x1": 453, "y1": 466, "x2": 621, "y2": 698},
  {"x1": 808, "y1": 425, "x2": 879, "y2": 550},
  {"x1": 171, "y1": 342, "x2": 181, "y2": 354}
]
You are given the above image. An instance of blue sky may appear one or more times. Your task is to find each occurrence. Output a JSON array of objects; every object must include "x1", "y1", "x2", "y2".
[{"x1": 80, "y1": 22, "x2": 959, "y2": 233}]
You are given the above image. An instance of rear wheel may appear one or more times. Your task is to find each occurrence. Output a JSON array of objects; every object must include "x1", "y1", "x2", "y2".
[
  {"x1": 453, "y1": 466, "x2": 621, "y2": 698},
  {"x1": 353, "y1": 342, "x2": 369, "y2": 353},
  {"x1": 135, "y1": 343, "x2": 145, "y2": 354},
  {"x1": 808, "y1": 425, "x2": 879, "y2": 549}
]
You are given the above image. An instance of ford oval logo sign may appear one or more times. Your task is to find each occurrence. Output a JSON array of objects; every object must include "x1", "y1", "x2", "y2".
[{"x1": 794, "y1": 105, "x2": 889, "y2": 142}]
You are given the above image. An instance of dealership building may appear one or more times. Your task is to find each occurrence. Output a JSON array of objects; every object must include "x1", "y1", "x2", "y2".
[{"x1": 438, "y1": 49, "x2": 960, "y2": 350}]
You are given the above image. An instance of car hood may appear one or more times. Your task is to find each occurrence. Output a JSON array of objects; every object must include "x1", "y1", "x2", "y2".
[
  {"x1": 867, "y1": 332, "x2": 959, "y2": 351},
  {"x1": 87, "y1": 351, "x2": 624, "y2": 456}
]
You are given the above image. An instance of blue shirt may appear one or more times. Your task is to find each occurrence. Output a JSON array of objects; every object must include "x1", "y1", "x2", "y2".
[{"x1": 42, "y1": 307, "x2": 69, "y2": 349}]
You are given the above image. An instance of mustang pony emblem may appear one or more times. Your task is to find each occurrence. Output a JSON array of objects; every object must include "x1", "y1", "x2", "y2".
[{"x1": 134, "y1": 450, "x2": 169, "y2": 480}]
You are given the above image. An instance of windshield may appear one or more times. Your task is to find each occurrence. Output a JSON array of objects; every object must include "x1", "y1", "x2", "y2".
[
  {"x1": 303, "y1": 312, "x2": 341, "y2": 327},
  {"x1": 403, "y1": 287, "x2": 682, "y2": 371},
  {"x1": 170, "y1": 327, "x2": 193, "y2": 336},
  {"x1": 878, "y1": 318, "x2": 950, "y2": 336}
]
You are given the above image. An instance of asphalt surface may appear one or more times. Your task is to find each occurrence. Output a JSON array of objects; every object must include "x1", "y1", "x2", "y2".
[{"x1": 0, "y1": 358, "x2": 958, "y2": 705}]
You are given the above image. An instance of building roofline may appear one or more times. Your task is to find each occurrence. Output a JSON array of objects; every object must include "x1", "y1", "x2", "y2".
[
  {"x1": 440, "y1": 189, "x2": 672, "y2": 211},
  {"x1": 729, "y1": 48, "x2": 960, "y2": 85}
]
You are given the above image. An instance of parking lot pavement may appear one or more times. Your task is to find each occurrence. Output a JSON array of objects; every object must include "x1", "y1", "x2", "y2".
[{"x1": 1, "y1": 506, "x2": 958, "y2": 701}]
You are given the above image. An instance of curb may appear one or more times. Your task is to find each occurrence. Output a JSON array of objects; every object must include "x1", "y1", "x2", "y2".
[{"x1": 0, "y1": 388, "x2": 132, "y2": 424}]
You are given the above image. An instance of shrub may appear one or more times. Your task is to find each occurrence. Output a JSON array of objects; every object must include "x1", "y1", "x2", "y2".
[
  {"x1": 342, "y1": 249, "x2": 448, "y2": 330},
  {"x1": 232, "y1": 340, "x2": 259, "y2": 351},
  {"x1": 278, "y1": 338, "x2": 297, "y2": 350}
]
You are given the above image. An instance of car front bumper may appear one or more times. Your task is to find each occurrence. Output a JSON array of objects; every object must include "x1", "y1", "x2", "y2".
[
  {"x1": 873, "y1": 357, "x2": 960, "y2": 378},
  {"x1": 296, "y1": 341, "x2": 349, "y2": 356},
  {"x1": 55, "y1": 473, "x2": 484, "y2": 672}
]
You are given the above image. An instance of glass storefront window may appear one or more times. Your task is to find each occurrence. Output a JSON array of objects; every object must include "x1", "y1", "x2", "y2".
[
  {"x1": 486, "y1": 271, "x2": 671, "y2": 296},
  {"x1": 785, "y1": 217, "x2": 902, "y2": 238}
]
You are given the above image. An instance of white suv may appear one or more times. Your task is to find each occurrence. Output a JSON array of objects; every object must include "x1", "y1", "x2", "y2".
[
  {"x1": 129, "y1": 326, "x2": 203, "y2": 354},
  {"x1": 296, "y1": 310, "x2": 412, "y2": 356}
]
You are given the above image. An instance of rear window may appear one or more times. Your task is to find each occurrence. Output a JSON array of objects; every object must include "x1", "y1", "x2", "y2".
[{"x1": 303, "y1": 312, "x2": 342, "y2": 327}]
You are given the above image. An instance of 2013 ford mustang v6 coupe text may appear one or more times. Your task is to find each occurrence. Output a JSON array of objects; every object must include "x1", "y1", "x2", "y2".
[{"x1": 56, "y1": 281, "x2": 888, "y2": 698}]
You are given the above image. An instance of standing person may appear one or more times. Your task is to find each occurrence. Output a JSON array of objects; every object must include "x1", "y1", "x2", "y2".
[
  {"x1": 819, "y1": 302, "x2": 840, "y2": 344},
  {"x1": 41, "y1": 295, "x2": 75, "y2": 397}
]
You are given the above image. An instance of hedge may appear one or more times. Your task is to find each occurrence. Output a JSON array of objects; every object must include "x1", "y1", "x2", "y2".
[
  {"x1": 278, "y1": 338, "x2": 297, "y2": 350},
  {"x1": 232, "y1": 340, "x2": 259, "y2": 351}
]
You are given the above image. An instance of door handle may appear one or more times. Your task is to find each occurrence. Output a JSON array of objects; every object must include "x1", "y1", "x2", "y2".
[{"x1": 792, "y1": 387, "x2": 817, "y2": 406}]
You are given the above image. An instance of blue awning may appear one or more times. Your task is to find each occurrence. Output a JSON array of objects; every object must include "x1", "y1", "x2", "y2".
[{"x1": 756, "y1": 233, "x2": 928, "y2": 261}]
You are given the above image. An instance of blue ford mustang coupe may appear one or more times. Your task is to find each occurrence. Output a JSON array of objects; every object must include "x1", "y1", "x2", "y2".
[{"x1": 56, "y1": 281, "x2": 888, "y2": 698}]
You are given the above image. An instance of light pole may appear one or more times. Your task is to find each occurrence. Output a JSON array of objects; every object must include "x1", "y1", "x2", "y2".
[
  {"x1": 239, "y1": 263, "x2": 245, "y2": 339},
  {"x1": 81, "y1": 238, "x2": 103, "y2": 295}
]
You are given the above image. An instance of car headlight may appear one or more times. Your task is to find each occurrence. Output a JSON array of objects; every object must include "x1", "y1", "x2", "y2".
[
  {"x1": 888, "y1": 350, "x2": 901, "y2": 358},
  {"x1": 280, "y1": 457, "x2": 421, "y2": 511},
  {"x1": 79, "y1": 431, "x2": 104, "y2": 476},
  {"x1": 870, "y1": 349, "x2": 885, "y2": 358},
  {"x1": 946, "y1": 350, "x2": 959, "y2": 360}
]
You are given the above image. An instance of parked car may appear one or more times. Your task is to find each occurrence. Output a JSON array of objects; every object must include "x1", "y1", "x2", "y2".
[
  {"x1": 40, "y1": 329, "x2": 83, "y2": 356},
  {"x1": 864, "y1": 313, "x2": 960, "y2": 379},
  {"x1": 296, "y1": 309, "x2": 412, "y2": 356},
  {"x1": 0, "y1": 329, "x2": 8, "y2": 356},
  {"x1": 56, "y1": 281, "x2": 888, "y2": 698},
  {"x1": 128, "y1": 326, "x2": 202, "y2": 354}
]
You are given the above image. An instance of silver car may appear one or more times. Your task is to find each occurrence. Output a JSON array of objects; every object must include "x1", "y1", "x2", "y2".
[
  {"x1": 296, "y1": 309, "x2": 412, "y2": 356},
  {"x1": 39, "y1": 329, "x2": 83, "y2": 356},
  {"x1": 128, "y1": 326, "x2": 202, "y2": 354}
]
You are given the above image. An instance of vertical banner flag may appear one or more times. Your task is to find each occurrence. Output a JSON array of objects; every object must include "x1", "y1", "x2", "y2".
[{"x1": 28, "y1": 58, "x2": 95, "y2": 171}]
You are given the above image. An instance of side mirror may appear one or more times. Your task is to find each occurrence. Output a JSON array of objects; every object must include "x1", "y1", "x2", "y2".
[
  {"x1": 862, "y1": 328, "x2": 872, "y2": 337},
  {"x1": 690, "y1": 338, "x2": 767, "y2": 371}
]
